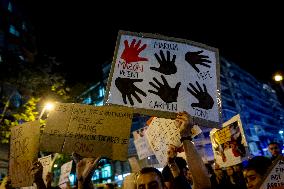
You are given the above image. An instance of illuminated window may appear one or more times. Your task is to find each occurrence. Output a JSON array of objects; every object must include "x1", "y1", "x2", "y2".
[
  {"x1": 101, "y1": 165, "x2": 111, "y2": 178},
  {"x1": 8, "y1": 2, "x2": 12, "y2": 12},
  {"x1": 99, "y1": 87, "x2": 105, "y2": 97},
  {"x1": 9, "y1": 25, "x2": 20, "y2": 37},
  {"x1": 96, "y1": 100, "x2": 104, "y2": 106},
  {"x1": 82, "y1": 97, "x2": 92, "y2": 104},
  {"x1": 92, "y1": 170, "x2": 100, "y2": 181}
]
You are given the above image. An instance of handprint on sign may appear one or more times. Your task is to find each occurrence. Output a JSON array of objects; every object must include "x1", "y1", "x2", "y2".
[
  {"x1": 187, "y1": 81, "x2": 214, "y2": 110},
  {"x1": 121, "y1": 39, "x2": 148, "y2": 64},
  {"x1": 151, "y1": 50, "x2": 177, "y2": 75},
  {"x1": 115, "y1": 77, "x2": 147, "y2": 106},
  {"x1": 148, "y1": 75, "x2": 181, "y2": 103},
  {"x1": 185, "y1": 50, "x2": 211, "y2": 73}
]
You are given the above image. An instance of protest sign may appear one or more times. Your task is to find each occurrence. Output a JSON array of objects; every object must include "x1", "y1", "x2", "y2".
[
  {"x1": 58, "y1": 160, "x2": 73, "y2": 187},
  {"x1": 9, "y1": 121, "x2": 40, "y2": 187},
  {"x1": 210, "y1": 114, "x2": 248, "y2": 167},
  {"x1": 259, "y1": 156, "x2": 284, "y2": 189},
  {"x1": 133, "y1": 126, "x2": 154, "y2": 160},
  {"x1": 105, "y1": 31, "x2": 221, "y2": 128},
  {"x1": 40, "y1": 103, "x2": 133, "y2": 161},
  {"x1": 38, "y1": 154, "x2": 52, "y2": 185},
  {"x1": 145, "y1": 117, "x2": 183, "y2": 166}
]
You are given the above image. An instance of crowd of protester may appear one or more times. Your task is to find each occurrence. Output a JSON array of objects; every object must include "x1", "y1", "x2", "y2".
[{"x1": 0, "y1": 112, "x2": 283, "y2": 189}]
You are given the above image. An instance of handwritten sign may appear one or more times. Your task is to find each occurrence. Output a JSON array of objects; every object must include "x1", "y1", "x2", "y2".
[
  {"x1": 9, "y1": 121, "x2": 40, "y2": 187},
  {"x1": 40, "y1": 103, "x2": 133, "y2": 160},
  {"x1": 145, "y1": 117, "x2": 182, "y2": 166},
  {"x1": 105, "y1": 31, "x2": 221, "y2": 128},
  {"x1": 133, "y1": 126, "x2": 154, "y2": 160},
  {"x1": 259, "y1": 156, "x2": 284, "y2": 189},
  {"x1": 38, "y1": 155, "x2": 52, "y2": 185},
  {"x1": 210, "y1": 114, "x2": 248, "y2": 167},
  {"x1": 58, "y1": 160, "x2": 73, "y2": 186}
]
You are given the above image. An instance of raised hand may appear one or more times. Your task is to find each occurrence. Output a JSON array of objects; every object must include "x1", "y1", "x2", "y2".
[
  {"x1": 115, "y1": 77, "x2": 147, "y2": 105},
  {"x1": 72, "y1": 153, "x2": 101, "y2": 186},
  {"x1": 187, "y1": 81, "x2": 214, "y2": 110},
  {"x1": 151, "y1": 50, "x2": 177, "y2": 75},
  {"x1": 121, "y1": 39, "x2": 148, "y2": 64},
  {"x1": 148, "y1": 75, "x2": 181, "y2": 103},
  {"x1": 185, "y1": 50, "x2": 211, "y2": 73}
]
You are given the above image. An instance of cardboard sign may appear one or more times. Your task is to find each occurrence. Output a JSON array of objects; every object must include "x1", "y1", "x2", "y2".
[
  {"x1": 40, "y1": 103, "x2": 133, "y2": 161},
  {"x1": 210, "y1": 114, "x2": 248, "y2": 167},
  {"x1": 38, "y1": 155, "x2": 52, "y2": 185},
  {"x1": 58, "y1": 160, "x2": 73, "y2": 186},
  {"x1": 105, "y1": 31, "x2": 221, "y2": 128},
  {"x1": 9, "y1": 121, "x2": 40, "y2": 187},
  {"x1": 133, "y1": 126, "x2": 154, "y2": 160},
  {"x1": 259, "y1": 156, "x2": 284, "y2": 189}
]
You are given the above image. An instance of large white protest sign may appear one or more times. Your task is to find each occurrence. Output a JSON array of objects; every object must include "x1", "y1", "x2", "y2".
[
  {"x1": 133, "y1": 126, "x2": 154, "y2": 160},
  {"x1": 9, "y1": 121, "x2": 40, "y2": 188},
  {"x1": 40, "y1": 103, "x2": 133, "y2": 161},
  {"x1": 259, "y1": 156, "x2": 284, "y2": 189},
  {"x1": 210, "y1": 114, "x2": 248, "y2": 167},
  {"x1": 105, "y1": 31, "x2": 221, "y2": 127}
]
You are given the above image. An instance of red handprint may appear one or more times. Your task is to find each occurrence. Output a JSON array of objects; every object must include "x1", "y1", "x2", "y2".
[{"x1": 121, "y1": 39, "x2": 148, "y2": 64}]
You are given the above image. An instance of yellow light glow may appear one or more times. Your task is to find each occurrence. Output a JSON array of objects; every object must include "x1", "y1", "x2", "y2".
[
  {"x1": 274, "y1": 74, "x2": 283, "y2": 82},
  {"x1": 45, "y1": 102, "x2": 54, "y2": 111}
]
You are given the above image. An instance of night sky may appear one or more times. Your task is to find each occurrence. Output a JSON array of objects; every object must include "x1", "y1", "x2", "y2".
[{"x1": 20, "y1": 2, "x2": 284, "y2": 84}]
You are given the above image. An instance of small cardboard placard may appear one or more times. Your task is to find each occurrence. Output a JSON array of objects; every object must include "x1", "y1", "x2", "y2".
[
  {"x1": 9, "y1": 121, "x2": 40, "y2": 187},
  {"x1": 40, "y1": 103, "x2": 133, "y2": 160}
]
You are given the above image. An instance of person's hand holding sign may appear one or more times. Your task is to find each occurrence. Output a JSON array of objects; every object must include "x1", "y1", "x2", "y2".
[
  {"x1": 121, "y1": 39, "x2": 148, "y2": 64},
  {"x1": 151, "y1": 50, "x2": 177, "y2": 75},
  {"x1": 149, "y1": 75, "x2": 181, "y2": 103},
  {"x1": 187, "y1": 81, "x2": 214, "y2": 110},
  {"x1": 115, "y1": 77, "x2": 147, "y2": 105},
  {"x1": 185, "y1": 50, "x2": 211, "y2": 73}
]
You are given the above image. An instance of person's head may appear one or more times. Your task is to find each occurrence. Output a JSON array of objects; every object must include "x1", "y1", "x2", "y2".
[
  {"x1": 226, "y1": 166, "x2": 234, "y2": 176},
  {"x1": 233, "y1": 164, "x2": 242, "y2": 173},
  {"x1": 136, "y1": 167, "x2": 166, "y2": 189},
  {"x1": 243, "y1": 156, "x2": 272, "y2": 189},
  {"x1": 183, "y1": 167, "x2": 193, "y2": 185},
  {"x1": 268, "y1": 142, "x2": 281, "y2": 157},
  {"x1": 213, "y1": 163, "x2": 224, "y2": 178}
]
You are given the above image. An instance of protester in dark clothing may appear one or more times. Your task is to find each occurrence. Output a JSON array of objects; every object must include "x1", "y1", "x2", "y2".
[
  {"x1": 210, "y1": 163, "x2": 228, "y2": 189},
  {"x1": 268, "y1": 142, "x2": 282, "y2": 161},
  {"x1": 225, "y1": 166, "x2": 247, "y2": 189},
  {"x1": 243, "y1": 156, "x2": 272, "y2": 189}
]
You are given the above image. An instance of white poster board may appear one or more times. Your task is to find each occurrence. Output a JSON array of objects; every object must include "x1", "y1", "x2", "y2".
[
  {"x1": 210, "y1": 114, "x2": 248, "y2": 167},
  {"x1": 259, "y1": 157, "x2": 284, "y2": 189},
  {"x1": 133, "y1": 126, "x2": 154, "y2": 160},
  {"x1": 145, "y1": 117, "x2": 182, "y2": 166},
  {"x1": 38, "y1": 155, "x2": 52, "y2": 185},
  {"x1": 58, "y1": 160, "x2": 73, "y2": 187},
  {"x1": 105, "y1": 31, "x2": 221, "y2": 128}
]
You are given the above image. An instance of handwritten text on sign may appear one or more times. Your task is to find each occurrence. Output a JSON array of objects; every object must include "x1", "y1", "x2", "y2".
[
  {"x1": 106, "y1": 31, "x2": 221, "y2": 126},
  {"x1": 260, "y1": 158, "x2": 284, "y2": 189},
  {"x1": 9, "y1": 121, "x2": 40, "y2": 187},
  {"x1": 145, "y1": 117, "x2": 181, "y2": 166},
  {"x1": 40, "y1": 103, "x2": 133, "y2": 161}
]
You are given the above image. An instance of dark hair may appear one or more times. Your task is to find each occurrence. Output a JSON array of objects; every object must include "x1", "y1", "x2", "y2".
[
  {"x1": 138, "y1": 167, "x2": 165, "y2": 186},
  {"x1": 243, "y1": 156, "x2": 272, "y2": 176},
  {"x1": 269, "y1": 142, "x2": 280, "y2": 147},
  {"x1": 105, "y1": 183, "x2": 115, "y2": 189}
]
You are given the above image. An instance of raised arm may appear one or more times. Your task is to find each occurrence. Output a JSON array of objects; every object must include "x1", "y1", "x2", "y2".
[{"x1": 176, "y1": 111, "x2": 211, "y2": 189}]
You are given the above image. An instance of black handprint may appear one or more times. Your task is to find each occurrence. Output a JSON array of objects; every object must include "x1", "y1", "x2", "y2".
[
  {"x1": 185, "y1": 50, "x2": 211, "y2": 73},
  {"x1": 150, "y1": 50, "x2": 177, "y2": 75},
  {"x1": 115, "y1": 77, "x2": 147, "y2": 105},
  {"x1": 148, "y1": 75, "x2": 181, "y2": 103},
  {"x1": 187, "y1": 81, "x2": 214, "y2": 110}
]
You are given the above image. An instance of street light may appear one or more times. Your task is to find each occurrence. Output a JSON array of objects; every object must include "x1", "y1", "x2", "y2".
[
  {"x1": 39, "y1": 102, "x2": 55, "y2": 120},
  {"x1": 273, "y1": 74, "x2": 283, "y2": 82}
]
